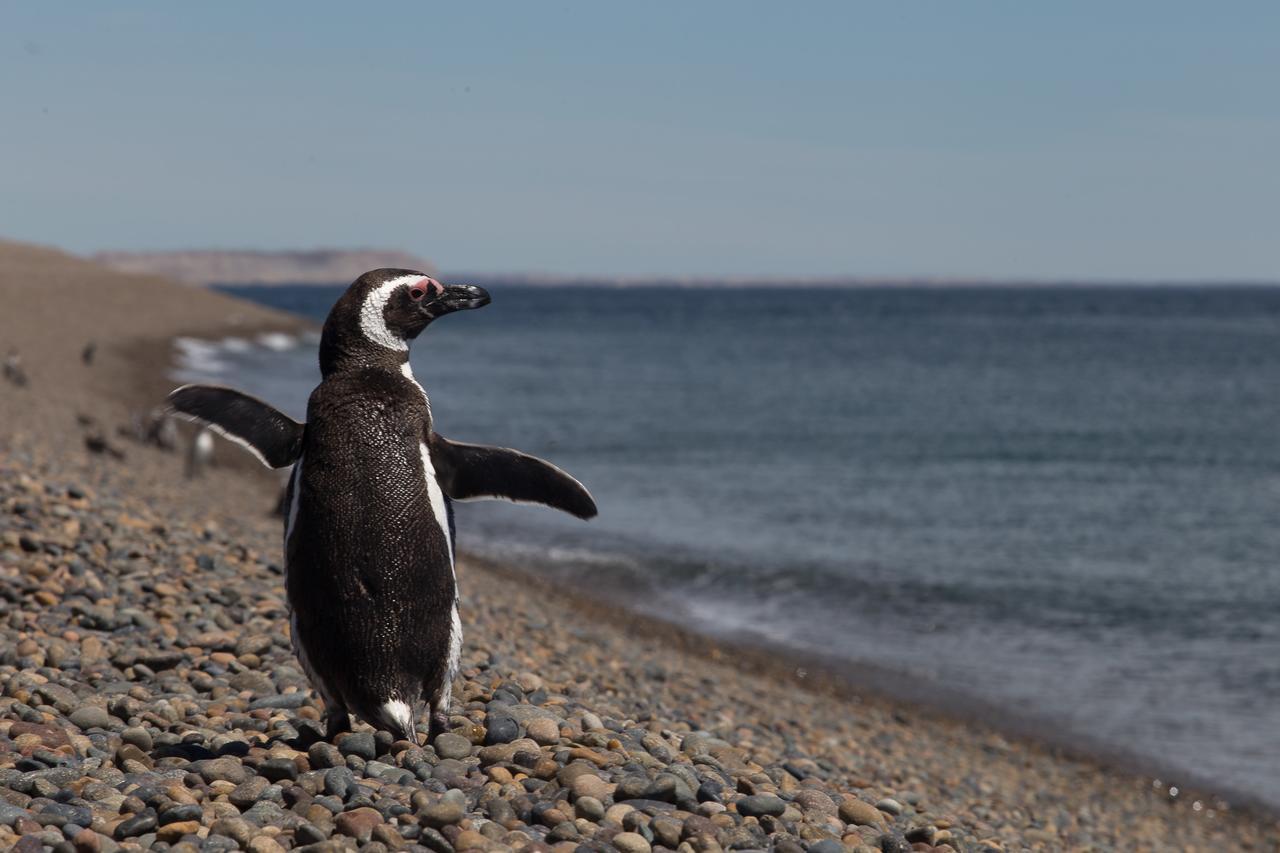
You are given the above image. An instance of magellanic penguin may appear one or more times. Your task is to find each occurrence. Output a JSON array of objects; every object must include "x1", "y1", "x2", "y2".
[{"x1": 167, "y1": 270, "x2": 597, "y2": 742}]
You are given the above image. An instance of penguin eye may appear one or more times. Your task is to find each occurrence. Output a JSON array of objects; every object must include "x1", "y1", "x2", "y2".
[{"x1": 408, "y1": 287, "x2": 426, "y2": 302}]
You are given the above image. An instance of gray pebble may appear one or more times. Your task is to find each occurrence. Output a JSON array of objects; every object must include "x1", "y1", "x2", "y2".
[
  {"x1": 248, "y1": 693, "x2": 309, "y2": 710},
  {"x1": 324, "y1": 766, "x2": 357, "y2": 799},
  {"x1": 737, "y1": 794, "x2": 787, "y2": 819},
  {"x1": 808, "y1": 841, "x2": 846, "y2": 853},
  {"x1": 420, "y1": 800, "x2": 465, "y2": 828},
  {"x1": 575, "y1": 795, "x2": 606, "y2": 822},
  {"x1": 484, "y1": 714, "x2": 519, "y2": 745},
  {"x1": 230, "y1": 776, "x2": 269, "y2": 809},
  {"x1": 114, "y1": 810, "x2": 157, "y2": 839},
  {"x1": 338, "y1": 731, "x2": 376, "y2": 761},
  {"x1": 159, "y1": 803, "x2": 204, "y2": 825},
  {"x1": 307, "y1": 742, "x2": 343, "y2": 769},
  {"x1": 430, "y1": 759, "x2": 469, "y2": 789},
  {"x1": 432, "y1": 733, "x2": 472, "y2": 761},
  {"x1": 120, "y1": 726, "x2": 153, "y2": 751},
  {"x1": 875, "y1": 797, "x2": 903, "y2": 816},
  {"x1": 313, "y1": 795, "x2": 344, "y2": 814},
  {"x1": 364, "y1": 761, "x2": 414, "y2": 785},
  {"x1": 210, "y1": 816, "x2": 254, "y2": 846},
  {"x1": 0, "y1": 803, "x2": 31, "y2": 827},
  {"x1": 193, "y1": 757, "x2": 251, "y2": 784},
  {"x1": 296, "y1": 822, "x2": 329, "y2": 844},
  {"x1": 259, "y1": 757, "x2": 299, "y2": 782},
  {"x1": 68, "y1": 706, "x2": 111, "y2": 730},
  {"x1": 241, "y1": 800, "x2": 287, "y2": 826},
  {"x1": 39, "y1": 802, "x2": 92, "y2": 828},
  {"x1": 877, "y1": 832, "x2": 912, "y2": 853}
]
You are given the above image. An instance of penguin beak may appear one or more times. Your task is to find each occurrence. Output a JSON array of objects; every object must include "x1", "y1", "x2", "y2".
[{"x1": 436, "y1": 283, "x2": 491, "y2": 314}]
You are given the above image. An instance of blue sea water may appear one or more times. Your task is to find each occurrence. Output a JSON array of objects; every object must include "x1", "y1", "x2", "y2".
[{"x1": 180, "y1": 284, "x2": 1280, "y2": 809}]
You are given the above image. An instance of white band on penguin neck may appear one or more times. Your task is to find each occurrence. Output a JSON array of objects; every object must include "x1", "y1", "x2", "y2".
[{"x1": 359, "y1": 275, "x2": 422, "y2": 352}]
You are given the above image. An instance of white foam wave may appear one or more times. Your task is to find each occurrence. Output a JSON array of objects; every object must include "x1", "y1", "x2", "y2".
[
  {"x1": 257, "y1": 332, "x2": 298, "y2": 351},
  {"x1": 173, "y1": 337, "x2": 230, "y2": 375}
]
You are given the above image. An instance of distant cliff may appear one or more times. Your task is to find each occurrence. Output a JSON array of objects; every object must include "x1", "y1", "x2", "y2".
[{"x1": 90, "y1": 249, "x2": 436, "y2": 285}]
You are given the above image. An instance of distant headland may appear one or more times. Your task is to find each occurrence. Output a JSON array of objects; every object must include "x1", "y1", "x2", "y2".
[
  {"x1": 90, "y1": 249, "x2": 437, "y2": 286},
  {"x1": 86, "y1": 248, "x2": 1278, "y2": 289}
]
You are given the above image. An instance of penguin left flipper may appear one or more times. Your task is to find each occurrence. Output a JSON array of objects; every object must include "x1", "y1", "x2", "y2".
[
  {"x1": 167, "y1": 384, "x2": 304, "y2": 469},
  {"x1": 429, "y1": 432, "x2": 598, "y2": 520}
]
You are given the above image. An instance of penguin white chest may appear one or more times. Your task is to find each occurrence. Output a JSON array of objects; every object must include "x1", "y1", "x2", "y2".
[
  {"x1": 400, "y1": 361, "x2": 463, "y2": 713},
  {"x1": 401, "y1": 362, "x2": 452, "y2": 566},
  {"x1": 418, "y1": 442, "x2": 453, "y2": 565}
]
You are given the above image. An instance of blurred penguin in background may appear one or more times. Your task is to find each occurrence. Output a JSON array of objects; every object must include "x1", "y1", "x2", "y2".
[
  {"x1": 185, "y1": 427, "x2": 215, "y2": 478},
  {"x1": 3, "y1": 350, "x2": 29, "y2": 388}
]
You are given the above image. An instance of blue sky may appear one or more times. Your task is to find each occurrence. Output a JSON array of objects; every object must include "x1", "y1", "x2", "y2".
[{"x1": 2, "y1": 3, "x2": 1277, "y2": 279}]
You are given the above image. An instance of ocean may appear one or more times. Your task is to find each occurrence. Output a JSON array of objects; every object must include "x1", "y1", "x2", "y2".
[{"x1": 177, "y1": 283, "x2": 1280, "y2": 810}]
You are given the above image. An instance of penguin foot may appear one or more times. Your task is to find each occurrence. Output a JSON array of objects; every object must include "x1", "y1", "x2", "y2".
[
  {"x1": 324, "y1": 710, "x2": 352, "y2": 741},
  {"x1": 427, "y1": 711, "x2": 450, "y2": 742}
]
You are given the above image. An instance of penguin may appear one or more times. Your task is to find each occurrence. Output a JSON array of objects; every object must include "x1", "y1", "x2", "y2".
[
  {"x1": 126, "y1": 406, "x2": 179, "y2": 451},
  {"x1": 3, "y1": 350, "x2": 28, "y2": 388},
  {"x1": 150, "y1": 409, "x2": 179, "y2": 451},
  {"x1": 167, "y1": 269, "x2": 597, "y2": 742},
  {"x1": 185, "y1": 427, "x2": 214, "y2": 478}
]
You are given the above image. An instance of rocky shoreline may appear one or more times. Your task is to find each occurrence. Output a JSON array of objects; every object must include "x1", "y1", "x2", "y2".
[
  {"x1": 0, "y1": 448, "x2": 965, "y2": 853},
  {"x1": 2, "y1": 240, "x2": 1278, "y2": 851}
]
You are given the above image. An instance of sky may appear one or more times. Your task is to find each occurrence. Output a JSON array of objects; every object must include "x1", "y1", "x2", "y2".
[{"x1": 2, "y1": 3, "x2": 1278, "y2": 280}]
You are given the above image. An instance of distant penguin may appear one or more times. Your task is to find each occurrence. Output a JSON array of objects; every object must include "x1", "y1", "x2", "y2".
[
  {"x1": 3, "y1": 350, "x2": 28, "y2": 388},
  {"x1": 148, "y1": 408, "x2": 179, "y2": 451},
  {"x1": 185, "y1": 427, "x2": 215, "y2": 478},
  {"x1": 168, "y1": 269, "x2": 597, "y2": 741},
  {"x1": 127, "y1": 407, "x2": 180, "y2": 450},
  {"x1": 84, "y1": 431, "x2": 125, "y2": 460},
  {"x1": 82, "y1": 341, "x2": 97, "y2": 366}
]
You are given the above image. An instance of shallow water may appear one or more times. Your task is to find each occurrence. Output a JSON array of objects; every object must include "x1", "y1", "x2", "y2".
[{"x1": 181, "y1": 283, "x2": 1280, "y2": 808}]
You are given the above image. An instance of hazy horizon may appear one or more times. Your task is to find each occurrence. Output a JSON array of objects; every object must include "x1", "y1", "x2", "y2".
[
  {"x1": 3, "y1": 3, "x2": 1278, "y2": 280},
  {"x1": 85, "y1": 246, "x2": 1280, "y2": 286}
]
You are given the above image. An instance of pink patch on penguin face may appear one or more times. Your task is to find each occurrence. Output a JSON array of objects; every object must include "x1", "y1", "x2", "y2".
[{"x1": 408, "y1": 278, "x2": 444, "y2": 301}]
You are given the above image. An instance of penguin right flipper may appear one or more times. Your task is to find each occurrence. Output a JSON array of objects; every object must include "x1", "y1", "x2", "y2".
[
  {"x1": 167, "y1": 384, "x2": 304, "y2": 469},
  {"x1": 429, "y1": 432, "x2": 598, "y2": 520}
]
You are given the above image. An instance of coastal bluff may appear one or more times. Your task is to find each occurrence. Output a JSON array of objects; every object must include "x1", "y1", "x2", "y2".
[{"x1": 91, "y1": 249, "x2": 436, "y2": 286}]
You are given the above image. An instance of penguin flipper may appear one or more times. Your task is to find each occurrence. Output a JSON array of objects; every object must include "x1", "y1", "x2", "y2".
[
  {"x1": 429, "y1": 432, "x2": 598, "y2": 520},
  {"x1": 167, "y1": 384, "x2": 304, "y2": 469}
]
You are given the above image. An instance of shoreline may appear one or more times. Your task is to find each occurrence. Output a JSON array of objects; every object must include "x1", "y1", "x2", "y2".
[
  {"x1": 130, "y1": 275, "x2": 1280, "y2": 823},
  {"x1": 151, "y1": 312, "x2": 1280, "y2": 823},
  {"x1": 165, "y1": 315, "x2": 1280, "y2": 825},
  {"x1": 3, "y1": 240, "x2": 1278, "y2": 850},
  {"x1": 468, "y1": 555, "x2": 1276, "y2": 823}
]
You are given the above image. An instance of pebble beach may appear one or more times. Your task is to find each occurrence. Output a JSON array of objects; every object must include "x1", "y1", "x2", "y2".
[{"x1": 1, "y1": 240, "x2": 1278, "y2": 853}]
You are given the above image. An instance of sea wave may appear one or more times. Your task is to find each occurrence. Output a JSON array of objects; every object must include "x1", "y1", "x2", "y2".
[
  {"x1": 172, "y1": 337, "x2": 231, "y2": 376},
  {"x1": 257, "y1": 332, "x2": 298, "y2": 351}
]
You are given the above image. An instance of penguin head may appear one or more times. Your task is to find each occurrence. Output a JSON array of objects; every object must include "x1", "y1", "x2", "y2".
[{"x1": 320, "y1": 268, "x2": 491, "y2": 373}]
